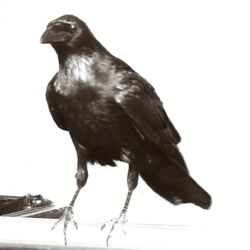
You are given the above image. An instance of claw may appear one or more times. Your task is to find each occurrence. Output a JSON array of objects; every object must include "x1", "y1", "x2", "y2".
[
  {"x1": 74, "y1": 220, "x2": 78, "y2": 230},
  {"x1": 100, "y1": 222, "x2": 106, "y2": 231},
  {"x1": 101, "y1": 213, "x2": 128, "y2": 247},
  {"x1": 121, "y1": 218, "x2": 127, "y2": 236},
  {"x1": 106, "y1": 233, "x2": 112, "y2": 247},
  {"x1": 64, "y1": 230, "x2": 67, "y2": 246},
  {"x1": 51, "y1": 206, "x2": 78, "y2": 245},
  {"x1": 51, "y1": 216, "x2": 63, "y2": 231}
]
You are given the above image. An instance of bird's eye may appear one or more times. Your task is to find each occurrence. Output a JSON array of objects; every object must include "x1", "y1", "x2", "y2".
[{"x1": 64, "y1": 23, "x2": 77, "y2": 33}]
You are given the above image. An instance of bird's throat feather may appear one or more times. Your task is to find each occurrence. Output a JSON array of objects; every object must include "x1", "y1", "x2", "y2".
[
  {"x1": 54, "y1": 53, "x2": 125, "y2": 96},
  {"x1": 55, "y1": 54, "x2": 94, "y2": 95}
]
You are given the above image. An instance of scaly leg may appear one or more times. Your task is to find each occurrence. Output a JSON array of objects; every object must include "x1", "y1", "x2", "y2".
[
  {"x1": 52, "y1": 140, "x2": 88, "y2": 245},
  {"x1": 101, "y1": 167, "x2": 139, "y2": 247}
]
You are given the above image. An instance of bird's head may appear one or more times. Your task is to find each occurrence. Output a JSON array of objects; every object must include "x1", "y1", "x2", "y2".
[{"x1": 41, "y1": 15, "x2": 98, "y2": 55}]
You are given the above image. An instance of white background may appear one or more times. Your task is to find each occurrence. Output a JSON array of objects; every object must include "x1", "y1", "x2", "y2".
[{"x1": 0, "y1": 0, "x2": 249, "y2": 248}]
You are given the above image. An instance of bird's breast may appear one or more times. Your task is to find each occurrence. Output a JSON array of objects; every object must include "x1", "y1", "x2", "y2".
[
  {"x1": 54, "y1": 53, "x2": 125, "y2": 96},
  {"x1": 54, "y1": 54, "x2": 95, "y2": 95}
]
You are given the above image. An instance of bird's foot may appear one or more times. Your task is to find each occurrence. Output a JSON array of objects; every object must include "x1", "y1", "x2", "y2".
[
  {"x1": 101, "y1": 211, "x2": 128, "y2": 247},
  {"x1": 51, "y1": 206, "x2": 78, "y2": 245}
]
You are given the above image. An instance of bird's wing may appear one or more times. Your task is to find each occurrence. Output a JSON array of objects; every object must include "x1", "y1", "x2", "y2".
[
  {"x1": 46, "y1": 74, "x2": 68, "y2": 131},
  {"x1": 115, "y1": 75, "x2": 181, "y2": 148}
]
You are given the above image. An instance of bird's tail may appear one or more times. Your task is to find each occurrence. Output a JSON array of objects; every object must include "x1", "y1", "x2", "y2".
[{"x1": 139, "y1": 152, "x2": 212, "y2": 209}]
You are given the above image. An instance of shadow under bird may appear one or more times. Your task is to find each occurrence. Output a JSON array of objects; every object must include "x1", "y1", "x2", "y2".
[{"x1": 40, "y1": 14, "x2": 212, "y2": 246}]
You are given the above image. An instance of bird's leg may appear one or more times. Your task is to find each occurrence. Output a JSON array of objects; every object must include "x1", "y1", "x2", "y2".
[
  {"x1": 52, "y1": 186, "x2": 82, "y2": 244},
  {"x1": 101, "y1": 166, "x2": 139, "y2": 247},
  {"x1": 52, "y1": 142, "x2": 88, "y2": 246}
]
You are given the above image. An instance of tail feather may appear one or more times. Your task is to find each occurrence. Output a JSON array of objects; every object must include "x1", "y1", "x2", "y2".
[{"x1": 140, "y1": 155, "x2": 212, "y2": 209}]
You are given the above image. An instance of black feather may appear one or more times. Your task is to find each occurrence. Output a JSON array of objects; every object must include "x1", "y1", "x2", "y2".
[{"x1": 42, "y1": 15, "x2": 211, "y2": 209}]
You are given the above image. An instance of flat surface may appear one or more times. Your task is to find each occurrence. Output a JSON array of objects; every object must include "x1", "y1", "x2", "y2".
[
  {"x1": 0, "y1": 243, "x2": 131, "y2": 250},
  {"x1": 0, "y1": 217, "x2": 187, "y2": 249},
  {"x1": 0, "y1": 216, "x2": 249, "y2": 250}
]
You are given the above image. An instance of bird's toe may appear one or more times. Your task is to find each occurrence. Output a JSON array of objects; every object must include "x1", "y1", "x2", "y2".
[
  {"x1": 101, "y1": 213, "x2": 128, "y2": 247},
  {"x1": 51, "y1": 206, "x2": 78, "y2": 245}
]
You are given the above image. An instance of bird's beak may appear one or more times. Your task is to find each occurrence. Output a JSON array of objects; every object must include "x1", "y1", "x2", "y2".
[{"x1": 40, "y1": 26, "x2": 69, "y2": 44}]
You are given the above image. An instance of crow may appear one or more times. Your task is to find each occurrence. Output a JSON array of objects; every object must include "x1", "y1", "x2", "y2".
[{"x1": 40, "y1": 15, "x2": 212, "y2": 246}]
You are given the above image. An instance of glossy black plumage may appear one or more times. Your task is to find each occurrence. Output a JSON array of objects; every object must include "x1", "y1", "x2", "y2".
[{"x1": 42, "y1": 14, "x2": 211, "y2": 214}]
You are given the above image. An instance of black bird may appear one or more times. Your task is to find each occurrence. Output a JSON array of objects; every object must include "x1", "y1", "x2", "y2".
[{"x1": 41, "y1": 15, "x2": 212, "y2": 246}]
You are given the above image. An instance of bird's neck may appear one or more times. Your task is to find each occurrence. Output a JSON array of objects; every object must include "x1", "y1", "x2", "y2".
[
  {"x1": 54, "y1": 37, "x2": 110, "y2": 65},
  {"x1": 55, "y1": 52, "x2": 95, "y2": 95},
  {"x1": 54, "y1": 49, "x2": 117, "y2": 96}
]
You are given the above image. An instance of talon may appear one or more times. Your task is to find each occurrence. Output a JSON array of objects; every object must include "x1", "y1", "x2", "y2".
[
  {"x1": 122, "y1": 222, "x2": 127, "y2": 236},
  {"x1": 101, "y1": 223, "x2": 106, "y2": 231},
  {"x1": 51, "y1": 216, "x2": 63, "y2": 231},
  {"x1": 102, "y1": 213, "x2": 128, "y2": 247},
  {"x1": 64, "y1": 230, "x2": 67, "y2": 246},
  {"x1": 106, "y1": 234, "x2": 111, "y2": 247},
  {"x1": 51, "y1": 206, "x2": 78, "y2": 246},
  {"x1": 74, "y1": 221, "x2": 78, "y2": 230}
]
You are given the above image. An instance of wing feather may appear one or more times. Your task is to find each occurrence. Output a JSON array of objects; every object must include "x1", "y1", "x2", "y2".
[
  {"x1": 46, "y1": 74, "x2": 68, "y2": 131},
  {"x1": 115, "y1": 76, "x2": 181, "y2": 149}
]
